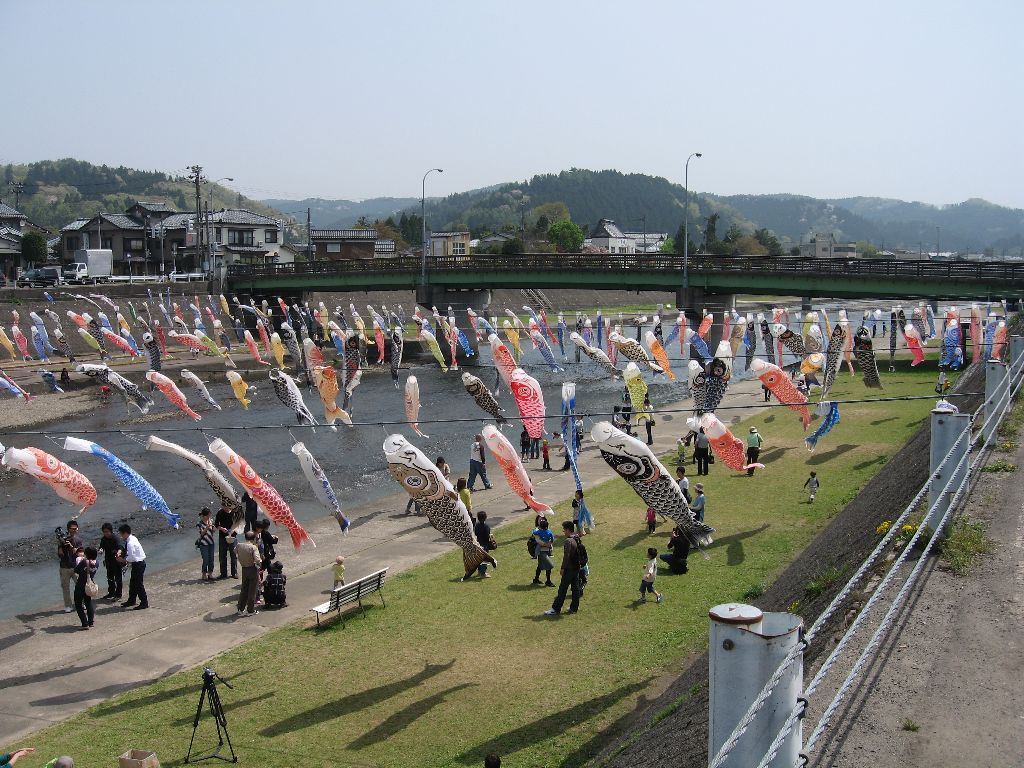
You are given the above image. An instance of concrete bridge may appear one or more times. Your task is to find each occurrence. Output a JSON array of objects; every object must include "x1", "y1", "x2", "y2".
[{"x1": 226, "y1": 253, "x2": 1024, "y2": 311}]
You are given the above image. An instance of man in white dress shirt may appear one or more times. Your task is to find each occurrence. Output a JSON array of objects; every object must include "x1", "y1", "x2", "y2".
[{"x1": 118, "y1": 524, "x2": 148, "y2": 610}]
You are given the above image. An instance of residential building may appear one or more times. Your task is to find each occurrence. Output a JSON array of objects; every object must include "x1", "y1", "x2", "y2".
[
  {"x1": 59, "y1": 204, "x2": 283, "y2": 275},
  {"x1": 375, "y1": 239, "x2": 396, "y2": 257},
  {"x1": 0, "y1": 201, "x2": 49, "y2": 279},
  {"x1": 310, "y1": 229, "x2": 377, "y2": 260},
  {"x1": 623, "y1": 231, "x2": 669, "y2": 253},
  {"x1": 476, "y1": 232, "x2": 517, "y2": 251},
  {"x1": 429, "y1": 231, "x2": 471, "y2": 257},
  {"x1": 589, "y1": 219, "x2": 635, "y2": 254},
  {"x1": 799, "y1": 233, "x2": 860, "y2": 260}
]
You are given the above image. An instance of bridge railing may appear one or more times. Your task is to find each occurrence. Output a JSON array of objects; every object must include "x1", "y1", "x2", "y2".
[{"x1": 226, "y1": 253, "x2": 1024, "y2": 283}]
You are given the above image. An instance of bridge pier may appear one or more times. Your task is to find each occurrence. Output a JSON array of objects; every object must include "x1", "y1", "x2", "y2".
[
  {"x1": 416, "y1": 284, "x2": 493, "y2": 314},
  {"x1": 676, "y1": 286, "x2": 736, "y2": 350}
]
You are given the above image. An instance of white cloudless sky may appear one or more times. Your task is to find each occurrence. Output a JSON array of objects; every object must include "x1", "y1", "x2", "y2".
[{"x1": 6, "y1": 0, "x2": 1022, "y2": 207}]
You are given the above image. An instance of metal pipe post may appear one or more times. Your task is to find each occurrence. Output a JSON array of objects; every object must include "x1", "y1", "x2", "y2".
[
  {"x1": 1008, "y1": 335, "x2": 1024, "y2": 367},
  {"x1": 708, "y1": 603, "x2": 803, "y2": 768},
  {"x1": 984, "y1": 360, "x2": 1008, "y2": 444},
  {"x1": 926, "y1": 406, "x2": 970, "y2": 533}
]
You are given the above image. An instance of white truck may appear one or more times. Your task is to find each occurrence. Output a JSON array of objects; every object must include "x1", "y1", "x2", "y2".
[{"x1": 64, "y1": 249, "x2": 114, "y2": 283}]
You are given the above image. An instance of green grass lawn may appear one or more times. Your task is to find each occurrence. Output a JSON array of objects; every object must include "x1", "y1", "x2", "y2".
[{"x1": 16, "y1": 362, "x2": 949, "y2": 768}]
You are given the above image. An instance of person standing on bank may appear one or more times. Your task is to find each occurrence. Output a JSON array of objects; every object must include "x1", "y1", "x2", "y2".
[
  {"x1": 544, "y1": 521, "x2": 583, "y2": 616},
  {"x1": 118, "y1": 524, "x2": 148, "y2": 610},
  {"x1": 97, "y1": 522, "x2": 122, "y2": 600},
  {"x1": 640, "y1": 395, "x2": 655, "y2": 445},
  {"x1": 675, "y1": 465, "x2": 692, "y2": 503},
  {"x1": 196, "y1": 508, "x2": 216, "y2": 581},
  {"x1": 531, "y1": 517, "x2": 555, "y2": 586},
  {"x1": 241, "y1": 491, "x2": 258, "y2": 533},
  {"x1": 690, "y1": 483, "x2": 706, "y2": 523},
  {"x1": 693, "y1": 427, "x2": 711, "y2": 476},
  {"x1": 468, "y1": 434, "x2": 492, "y2": 491},
  {"x1": 58, "y1": 520, "x2": 83, "y2": 613},
  {"x1": 746, "y1": 427, "x2": 763, "y2": 476},
  {"x1": 215, "y1": 503, "x2": 238, "y2": 579},
  {"x1": 235, "y1": 530, "x2": 261, "y2": 617},
  {"x1": 73, "y1": 546, "x2": 99, "y2": 629}
]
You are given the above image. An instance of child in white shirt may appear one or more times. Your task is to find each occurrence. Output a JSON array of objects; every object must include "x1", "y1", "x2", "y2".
[{"x1": 639, "y1": 547, "x2": 663, "y2": 604}]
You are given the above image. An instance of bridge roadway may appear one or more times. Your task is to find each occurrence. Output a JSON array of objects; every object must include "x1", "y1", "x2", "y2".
[{"x1": 225, "y1": 253, "x2": 1024, "y2": 305}]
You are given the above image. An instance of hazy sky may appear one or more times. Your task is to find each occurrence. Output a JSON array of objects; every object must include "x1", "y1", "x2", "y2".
[{"x1": 6, "y1": 1, "x2": 1022, "y2": 208}]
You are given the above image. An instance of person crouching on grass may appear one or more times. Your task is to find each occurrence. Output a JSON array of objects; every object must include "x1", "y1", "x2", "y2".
[{"x1": 639, "y1": 547, "x2": 663, "y2": 604}]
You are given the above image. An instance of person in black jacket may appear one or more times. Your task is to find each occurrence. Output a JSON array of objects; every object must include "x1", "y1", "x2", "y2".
[
  {"x1": 659, "y1": 526, "x2": 690, "y2": 574},
  {"x1": 73, "y1": 546, "x2": 99, "y2": 629},
  {"x1": 256, "y1": 519, "x2": 278, "y2": 571},
  {"x1": 473, "y1": 511, "x2": 494, "y2": 579},
  {"x1": 241, "y1": 492, "x2": 259, "y2": 533},
  {"x1": 214, "y1": 504, "x2": 238, "y2": 579},
  {"x1": 263, "y1": 561, "x2": 287, "y2": 608},
  {"x1": 96, "y1": 522, "x2": 122, "y2": 599}
]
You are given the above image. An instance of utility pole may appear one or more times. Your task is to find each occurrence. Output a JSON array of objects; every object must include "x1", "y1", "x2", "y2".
[
  {"x1": 8, "y1": 181, "x2": 25, "y2": 209},
  {"x1": 187, "y1": 165, "x2": 205, "y2": 272},
  {"x1": 936, "y1": 226, "x2": 941, "y2": 259},
  {"x1": 144, "y1": 215, "x2": 151, "y2": 277},
  {"x1": 306, "y1": 207, "x2": 312, "y2": 264}
]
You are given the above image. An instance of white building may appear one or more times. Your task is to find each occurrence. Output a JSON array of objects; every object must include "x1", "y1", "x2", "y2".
[
  {"x1": 623, "y1": 231, "x2": 669, "y2": 253},
  {"x1": 589, "y1": 219, "x2": 634, "y2": 254}
]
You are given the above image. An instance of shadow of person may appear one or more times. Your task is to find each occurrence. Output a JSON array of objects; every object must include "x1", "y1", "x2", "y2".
[
  {"x1": 260, "y1": 659, "x2": 457, "y2": 737},
  {"x1": 349, "y1": 683, "x2": 477, "y2": 749},
  {"x1": 456, "y1": 678, "x2": 654, "y2": 765},
  {"x1": 708, "y1": 523, "x2": 771, "y2": 567}
]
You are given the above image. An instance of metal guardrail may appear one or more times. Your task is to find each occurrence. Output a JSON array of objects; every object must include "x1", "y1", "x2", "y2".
[{"x1": 227, "y1": 254, "x2": 1024, "y2": 283}]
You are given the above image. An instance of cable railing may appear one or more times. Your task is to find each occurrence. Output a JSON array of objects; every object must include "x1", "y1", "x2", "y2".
[{"x1": 709, "y1": 346, "x2": 1024, "y2": 768}]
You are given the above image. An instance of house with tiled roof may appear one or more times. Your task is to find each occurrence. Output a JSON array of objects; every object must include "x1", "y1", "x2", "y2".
[
  {"x1": 59, "y1": 204, "x2": 283, "y2": 275},
  {"x1": 589, "y1": 218, "x2": 634, "y2": 254},
  {"x1": 0, "y1": 201, "x2": 50, "y2": 280},
  {"x1": 310, "y1": 228, "x2": 377, "y2": 260}
]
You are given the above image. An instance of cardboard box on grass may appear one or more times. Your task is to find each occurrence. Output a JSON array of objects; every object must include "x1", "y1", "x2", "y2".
[{"x1": 118, "y1": 749, "x2": 160, "y2": 768}]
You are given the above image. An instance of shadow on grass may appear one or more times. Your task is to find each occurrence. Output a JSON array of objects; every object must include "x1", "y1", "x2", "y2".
[
  {"x1": 852, "y1": 455, "x2": 886, "y2": 471},
  {"x1": 31, "y1": 664, "x2": 185, "y2": 707},
  {"x1": 93, "y1": 669, "x2": 254, "y2": 717},
  {"x1": 260, "y1": 660, "x2": 456, "y2": 737},
  {"x1": 613, "y1": 529, "x2": 652, "y2": 551},
  {"x1": 807, "y1": 444, "x2": 857, "y2": 465},
  {"x1": 171, "y1": 691, "x2": 275, "y2": 726},
  {"x1": 0, "y1": 653, "x2": 120, "y2": 691},
  {"x1": 709, "y1": 524, "x2": 771, "y2": 567},
  {"x1": 871, "y1": 416, "x2": 899, "y2": 426},
  {"x1": 349, "y1": 683, "x2": 477, "y2": 749},
  {"x1": 456, "y1": 678, "x2": 654, "y2": 766},
  {"x1": 758, "y1": 446, "x2": 792, "y2": 462}
]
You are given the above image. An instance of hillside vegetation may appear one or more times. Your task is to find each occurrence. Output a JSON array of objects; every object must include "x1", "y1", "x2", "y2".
[{"x1": 3, "y1": 159, "x2": 285, "y2": 233}]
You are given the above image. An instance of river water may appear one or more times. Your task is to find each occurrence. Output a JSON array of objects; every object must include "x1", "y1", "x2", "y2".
[{"x1": 0, "y1": 345, "x2": 691, "y2": 618}]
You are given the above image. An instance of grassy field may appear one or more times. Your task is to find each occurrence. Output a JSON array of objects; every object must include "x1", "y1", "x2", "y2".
[{"x1": 17, "y1": 363, "x2": 949, "y2": 768}]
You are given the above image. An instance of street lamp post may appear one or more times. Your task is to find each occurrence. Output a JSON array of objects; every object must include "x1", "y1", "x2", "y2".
[
  {"x1": 682, "y1": 152, "x2": 702, "y2": 297},
  {"x1": 421, "y1": 168, "x2": 443, "y2": 287},
  {"x1": 206, "y1": 177, "x2": 233, "y2": 284}
]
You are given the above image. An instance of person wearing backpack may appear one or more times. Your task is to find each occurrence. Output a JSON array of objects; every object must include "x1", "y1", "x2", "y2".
[{"x1": 544, "y1": 521, "x2": 585, "y2": 616}]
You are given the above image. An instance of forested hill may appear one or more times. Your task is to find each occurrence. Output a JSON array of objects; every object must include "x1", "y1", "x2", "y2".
[
  {"x1": 2, "y1": 159, "x2": 283, "y2": 233},
  {"x1": 262, "y1": 197, "x2": 420, "y2": 229},
  {"x1": 268, "y1": 168, "x2": 1024, "y2": 254},
  {"x1": 710, "y1": 193, "x2": 1024, "y2": 254}
]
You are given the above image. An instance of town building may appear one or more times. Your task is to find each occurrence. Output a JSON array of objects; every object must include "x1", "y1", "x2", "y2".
[
  {"x1": 799, "y1": 233, "x2": 860, "y2": 260},
  {"x1": 59, "y1": 204, "x2": 283, "y2": 275},
  {"x1": 622, "y1": 231, "x2": 669, "y2": 253},
  {"x1": 0, "y1": 201, "x2": 50, "y2": 280},
  {"x1": 589, "y1": 219, "x2": 635, "y2": 254},
  {"x1": 429, "y1": 231, "x2": 471, "y2": 257},
  {"x1": 310, "y1": 229, "x2": 377, "y2": 260}
]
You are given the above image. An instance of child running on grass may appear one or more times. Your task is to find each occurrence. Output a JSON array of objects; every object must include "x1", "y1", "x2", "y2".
[
  {"x1": 640, "y1": 547, "x2": 663, "y2": 604},
  {"x1": 645, "y1": 506, "x2": 657, "y2": 534},
  {"x1": 803, "y1": 471, "x2": 820, "y2": 503}
]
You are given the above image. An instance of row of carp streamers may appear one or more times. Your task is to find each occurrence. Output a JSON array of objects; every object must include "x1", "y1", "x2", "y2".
[{"x1": 2, "y1": 290, "x2": 1009, "y2": 555}]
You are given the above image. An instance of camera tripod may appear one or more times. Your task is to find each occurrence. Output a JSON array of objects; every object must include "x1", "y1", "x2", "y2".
[{"x1": 185, "y1": 668, "x2": 237, "y2": 763}]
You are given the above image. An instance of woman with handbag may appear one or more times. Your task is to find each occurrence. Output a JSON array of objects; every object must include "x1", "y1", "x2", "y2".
[
  {"x1": 641, "y1": 395, "x2": 655, "y2": 445},
  {"x1": 73, "y1": 546, "x2": 99, "y2": 629},
  {"x1": 196, "y1": 508, "x2": 217, "y2": 582}
]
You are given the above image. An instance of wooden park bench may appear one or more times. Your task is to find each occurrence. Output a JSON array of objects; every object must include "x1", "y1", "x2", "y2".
[{"x1": 309, "y1": 567, "x2": 388, "y2": 627}]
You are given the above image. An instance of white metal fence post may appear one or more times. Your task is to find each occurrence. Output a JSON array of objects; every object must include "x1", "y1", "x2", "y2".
[
  {"x1": 926, "y1": 406, "x2": 970, "y2": 534},
  {"x1": 708, "y1": 604, "x2": 804, "y2": 768},
  {"x1": 984, "y1": 360, "x2": 1008, "y2": 444},
  {"x1": 1009, "y1": 335, "x2": 1024, "y2": 367}
]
